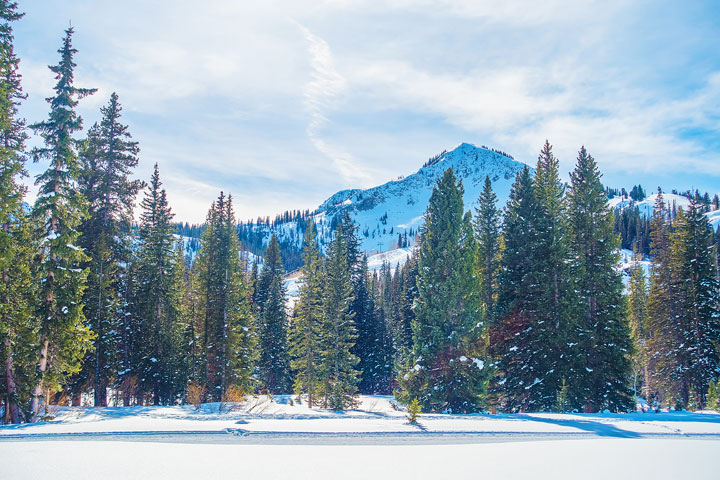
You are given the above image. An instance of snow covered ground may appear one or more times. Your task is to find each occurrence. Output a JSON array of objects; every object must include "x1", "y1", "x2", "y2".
[
  {"x1": 367, "y1": 247, "x2": 414, "y2": 272},
  {"x1": 3, "y1": 439, "x2": 717, "y2": 480},
  {"x1": 1, "y1": 395, "x2": 718, "y2": 479}
]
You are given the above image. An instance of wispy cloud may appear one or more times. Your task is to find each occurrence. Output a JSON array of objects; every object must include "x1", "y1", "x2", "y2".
[
  {"x1": 14, "y1": 0, "x2": 720, "y2": 221},
  {"x1": 297, "y1": 23, "x2": 370, "y2": 184}
]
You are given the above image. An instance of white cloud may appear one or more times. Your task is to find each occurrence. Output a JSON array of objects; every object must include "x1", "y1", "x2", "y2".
[
  {"x1": 297, "y1": 23, "x2": 371, "y2": 184},
  {"x1": 14, "y1": 0, "x2": 720, "y2": 221}
]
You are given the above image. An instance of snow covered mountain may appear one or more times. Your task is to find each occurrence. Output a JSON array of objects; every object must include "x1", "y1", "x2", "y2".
[
  {"x1": 610, "y1": 192, "x2": 720, "y2": 227},
  {"x1": 238, "y1": 142, "x2": 527, "y2": 266}
]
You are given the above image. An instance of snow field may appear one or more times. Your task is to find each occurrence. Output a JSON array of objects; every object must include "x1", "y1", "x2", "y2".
[{"x1": 1, "y1": 439, "x2": 717, "y2": 480}]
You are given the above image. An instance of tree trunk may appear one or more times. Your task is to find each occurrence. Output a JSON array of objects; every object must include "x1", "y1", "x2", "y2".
[
  {"x1": 29, "y1": 337, "x2": 50, "y2": 421},
  {"x1": 3, "y1": 338, "x2": 24, "y2": 424},
  {"x1": 94, "y1": 259, "x2": 106, "y2": 407}
]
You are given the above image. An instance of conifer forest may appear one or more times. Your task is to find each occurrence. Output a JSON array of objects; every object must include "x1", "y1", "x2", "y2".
[
  {"x1": 2, "y1": 3, "x2": 720, "y2": 428},
  {"x1": 3, "y1": 3, "x2": 720, "y2": 477}
]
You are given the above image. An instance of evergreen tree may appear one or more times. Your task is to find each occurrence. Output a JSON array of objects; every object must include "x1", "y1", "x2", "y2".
[
  {"x1": 0, "y1": 0, "x2": 34, "y2": 424},
  {"x1": 256, "y1": 235, "x2": 292, "y2": 393},
  {"x1": 28, "y1": 27, "x2": 96, "y2": 419},
  {"x1": 131, "y1": 165, "x2": 186, "y2": 404},
  {"x1": 495, "y1": 166, "x2": 559, "y2": 411},
  {"x1": 647, "y1": 190, "x2": 686, "y2": 407},
  {"x1": 193, "y1": 192, "x2": 254, "y2": 400},
  {"x1": 289, "y1": 222, "x2": 324, "y2": 407},
  {"x1": 626, "y1": 252, "x2": 649, "y2": 402},
  {"x1": 395, "y1": 254, "x2": 418, "y2": 365},
  {"x1": 669, "y1": 201, "x2": 720, "y2": 408},
  {"x1": 567, "y1": 147, "x2": 633, "y2": 412},
  {"x1": 473, "y1": 175, "x2": 500, "y2": 321},
  {"x1": 399, "y1": 169, "x2": 487, "y2": 413},
  {"x1": 318, "y1": 223, "x2": 360, "y2": 409},
  {"x1": 76, "y1": 92, "x2": 142, "y2": 406},
  {"x1": 355, "y1": 255, "x2": 392, "y2": 394}
]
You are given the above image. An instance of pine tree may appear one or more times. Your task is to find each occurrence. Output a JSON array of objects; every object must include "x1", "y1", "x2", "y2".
[
  {"x1": 495, "y1": 166, "x2": 558, "y2": 411},
  {"x1": 131, "y1": 165, "x2": 186, "y2": 404},
  {"x1": 28, "y1": 27, "x2": 96, "y2": 419},
  {"x1": 647, "y1": 190, "x2": 686, "y2": 407},
  {"x1": 473, "y1": 175, "x2": 500, "y2": 321},
  {"x1": 256, "y1": 235, "x2": 292, "y2": 393},
  {"x1": 318, "y1": 223, "x2": 360, "y2": 410},
  {"x1": 567, "y1": 147, "x2": 632, "y2": 412},
  {"x1": 76, "y1": 92, "x2": 142, "y2": 406},
  {"x1": 395, "y1": 254, "x2": 418, "y2": 365},
  {"x1": 399, "y1": 168, "x2": 487, "y2": 413},
  {"x1": 648, "y1": 188, "x2": 687, "y2": 404},
  {"x1": 289, "y1": 222, "x2": 324, "y2": 407},
  {"x1": 354, "y1": 255, "x2": 392, "y2": 394},
  {"x1": 626, "y1": 251, "x2": 649, "y2": 402},
  {"x1": 193, "y1": 192, "x2": 255, "y2": 400},
  {"x1": 534, "y1": 141, "x2": 576, "y2": 407},
  {"x1": 670, "y1": 200, "x2": 720, "y2": 408},
  {"x1": 0, "y1": 0, "x2": 35, "y2": 424}
]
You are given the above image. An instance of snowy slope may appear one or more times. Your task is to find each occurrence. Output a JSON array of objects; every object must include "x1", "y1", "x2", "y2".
[
  {"x1": 609, "y1": 193, "x2": 692, "y2": 217},
  {"x1": 242, "y1": 143, "x2": 527, "y2": 256},
  {"x1": 367, "y1": 247, "x2": 414, "y2": 272},
  {"x1": 610, "y1": 193, "x2": 720, "y2": 227}
]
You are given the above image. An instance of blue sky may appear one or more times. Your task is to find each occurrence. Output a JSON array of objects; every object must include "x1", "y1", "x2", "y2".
[{"x1": 14, "y1": 0, "x2": 720, "y2": 222}]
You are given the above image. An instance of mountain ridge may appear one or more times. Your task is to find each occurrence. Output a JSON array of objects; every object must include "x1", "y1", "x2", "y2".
[{"x1": 235, "y1": 142, "x2": 529, "y2": 268}]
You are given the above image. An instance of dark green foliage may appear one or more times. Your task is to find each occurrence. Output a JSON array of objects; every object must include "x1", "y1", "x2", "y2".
[
  {"x1": 677, "y1": 201, "x2": 720, "y2": 409},
  {"x1": 75, "y1": 92, "x2": 143, "y2": 406},
  {"x1": 290, "y1": 222, "x2": 324, "y2": 407},
  {"x1": 646, "y1": 191, "x2": 682, "y2": 406},
  {"x1": 256, "y1": 235, "x2": 292, "y2": 393},
  {"x1": 129, "y1": 165, "x2": 187, "y2": 404},
  {"x1": 28, "y1": 27, "x2": 96, "y2": 418},
  {"x1": 648, "y1": 199, "x2": 720, "y2": 409},
  {"x1": 354, "y1": 256, "x2": 393, "y2": 394},
  {"x1": 318, "y1": 223, "x2": 360, "y2": 410},
  {"x1": 0, "y1": 0, "x2": 35, "y2": 424},
  {"x1": 399, "y1": 169, "x2": 488, "y2": 413},
  {"x1": 626, "y1": 251, "x2": 650, "y2": 402},
  {"x1": 614, "y1": 205, "x2": 651, "y2": 255},
  {"x1": 629, "y1": 185, "x2": 646, "y2": 202},
  {"x1": 495, "y1": 164, "x2": 564, "y2": 412},
  {"x1": 473, "y1": 176, "x2": 500, "y2": 322},
  {"x1": 193, "y1": 192, "x2": 255, "y2": 400},
  {"x1": 567, "y1": 147, "x2": 633, "y2": 412}
]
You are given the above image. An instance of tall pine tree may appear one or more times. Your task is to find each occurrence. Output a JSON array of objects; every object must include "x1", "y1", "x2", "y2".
[
  {"x1": 256, "y1": 235, "x2": 292, "y2": 393},
  {"x1": 28, "y1": 27, "x2": 95, "y2": 418},
  {"x1": 399, "y1": 168, "x2": 487, "y2": 413},
  {"x1": 289, "y1": 222, "x2": 324, "y2": 407},
  {"x1": 626, "y1": 252, "x2": 650, "y2": 402},
  {"x1": 647, "y1": 190, "x2": 685, "y2": 406},
  {"x1": 318, "y1": 223, "x2": 360, "y2": 410},
  {"x1": 130, "y1": 165, "x2": 186, "y2": 404},
  {"x1": 567, "y1": 147, "x2": 632, "y2": 412},
  {"x1": 76, "y1": 92, "x2": 142, "y2": 406},
  {"x1": 0, "y1": 0, "x2": 35, "y2": 424},
  {"x1": 495, "y1": 166, "x2": 557, "y2": 411},
  {"x1": 193, "y1": 192, "x2": 254, "y2": 400},
  {"x1": 473, "y1": 175, "x2": 500, "y2": 322}
]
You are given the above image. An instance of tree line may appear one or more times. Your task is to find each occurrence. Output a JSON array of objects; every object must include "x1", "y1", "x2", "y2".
[{"x1": 2, "y1": 5, "x2": 719, "y2": 423}]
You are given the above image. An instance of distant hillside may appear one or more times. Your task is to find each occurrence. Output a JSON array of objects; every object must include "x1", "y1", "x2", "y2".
[{"x1": 236, "y1": 142, "x2": 527, "y2": 270}]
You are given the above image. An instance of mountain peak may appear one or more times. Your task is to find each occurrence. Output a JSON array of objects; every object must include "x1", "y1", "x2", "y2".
[{"x1": 238, "y1": 143, "x2": 529, "y2": 264}]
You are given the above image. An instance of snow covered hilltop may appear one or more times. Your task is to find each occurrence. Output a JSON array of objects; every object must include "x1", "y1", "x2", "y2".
[{"x1": 236, "y1": 143, "x2": 526, "y2": 267}]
